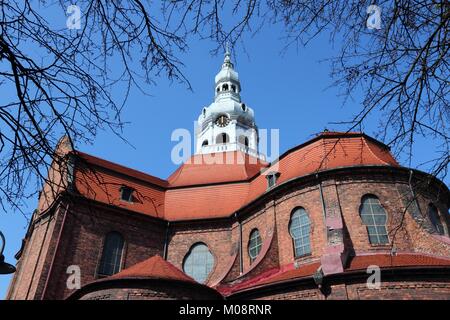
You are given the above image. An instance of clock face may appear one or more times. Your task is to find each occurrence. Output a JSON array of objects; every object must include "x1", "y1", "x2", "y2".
[{"x1": 215, "y1": 115, "x2": 230, "y2": 127}]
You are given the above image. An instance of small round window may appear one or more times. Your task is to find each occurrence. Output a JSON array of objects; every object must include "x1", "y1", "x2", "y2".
[{"x1": 248, "y1": 229, "x2": 262, "y2": 263}]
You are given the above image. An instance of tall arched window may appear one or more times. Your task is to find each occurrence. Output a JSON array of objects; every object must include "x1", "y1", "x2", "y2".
[
  {"x1": 289, "y1": 208, "x2": 311, "y2": 257},
  {"x1": 248, "y1": 229, "x2": 262, "y2": 263},
  {"x1": 428, "y1": 204, "x2": 444, "y2": 235},
  {"x1": 216, "y1": 133, "x2": 229, "y2": 144},
  {"x1": 239, "y1": 135, "x2": 249, "y2": 147},
  {"x1": 98, "y1": 231, "x2": 124, "y2": 276},
  {"x1": 183, "y1": 243, "x2": 214, "y2": 283},
  {"x1": 359, "y1": 195, "x2": 389, "y2": 245}
]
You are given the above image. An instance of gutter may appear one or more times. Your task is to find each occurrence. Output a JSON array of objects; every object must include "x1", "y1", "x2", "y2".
[
  {"x1": 317, "y1": 173, "x2": 327, "y2": 222},
  {"x1": 236, "y1": 212, "x2": 243, "y2": 275}
]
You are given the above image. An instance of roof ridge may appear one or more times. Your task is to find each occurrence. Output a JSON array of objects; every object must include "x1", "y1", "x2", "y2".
[{"x1": 362, "y1": 138, "x2": 397, "y2": 166}]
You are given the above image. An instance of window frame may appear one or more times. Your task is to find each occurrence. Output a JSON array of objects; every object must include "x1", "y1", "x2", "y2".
[
  {"x1": 96, "y1": 231, "x2": 125, "y2": 278},
  {"x1": 427, "y1": 203, "x2": 445, "y2": 235},
  {"x1": 248, "y1": 228, "x2": 263, "y2": 264},
  {"x1": 182, "y1": 242, "x2": 215, "y2": 284},
  {"x1": 120, "y1": 185, "x2": 134, "y2": 202},
  {"x1": 359, "y1": 194, "x2": 390, "y2": 246},
  {"x1": 288, "y1": 207, "x2": 312, "y2": 258},
  {"x1": 266, "y1": 171, "x2": 280, "y2": 189}
]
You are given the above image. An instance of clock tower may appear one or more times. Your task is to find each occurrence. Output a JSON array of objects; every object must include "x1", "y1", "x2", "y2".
[{"x1": 195, "y1": 47, "x2": 263, "y2": 159}]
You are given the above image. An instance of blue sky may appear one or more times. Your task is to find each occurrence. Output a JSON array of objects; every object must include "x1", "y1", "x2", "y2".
[{"x1": 0, "y1": 4, "x2": 445, "y2": 298}]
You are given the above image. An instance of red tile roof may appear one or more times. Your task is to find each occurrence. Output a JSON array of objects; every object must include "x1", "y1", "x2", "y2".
[
  {"x1": 217, "y1": 261, "x2": 320, "y2": 295},
  {"x1": 110, "y1": 255, "x2": 195, "y2": 283},
  {"x1": 72, "y1": 132, "x2": 400, "y2": 221},
  {"x1": 74, "y1": 156, "x2": 166, "y2": 219},
  {"x1": 164, "y1": 183, "x2": 249, "y2": 220},
  {"x1": 346, "y1": 253, "x2": 450, "y2": 270},
  {"x1": 218, "y1": 253, "x2": 450, "y2": 295},
  {"x1": 168, "y1": 152, "x2": 268, "y2": 187},
  {"x1": 76, "y1": 151, "x2": 168, "y2": 187}
]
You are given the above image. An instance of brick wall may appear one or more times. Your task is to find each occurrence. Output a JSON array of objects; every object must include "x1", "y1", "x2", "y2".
[
  {"x1": 75, "y1": 280, "x2": 222, "y2": 300},
  {"x1": 273, "y1": 184, "x2": 326, "y2": 266},
  {"x1": 7, "y1": 167, "x2": 450, "y2": 300},
  {"x1": 232, "y1": 278, "x2": 450, "y2": 300},
  {"x1": 7, "y1": 206, "x2": 63, "y2": 300},
  {"x1": 167, "y1": 220, "x2": 233, "y2": 286}
]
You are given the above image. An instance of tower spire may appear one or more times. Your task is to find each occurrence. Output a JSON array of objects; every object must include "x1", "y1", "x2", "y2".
[
  {"x1": 195, "y1": 49, "x2": 264, "y2": 160},
  {"x1": 222, "y1": 41, "x2": 233, "y2": 69}
]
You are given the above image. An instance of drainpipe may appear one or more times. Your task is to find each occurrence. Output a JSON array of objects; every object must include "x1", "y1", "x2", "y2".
[
  {"x1": 40, "y1": 202, "x2": 69, "y2": 300},
  {"x1": 236, "y1": 213, "x2": 243, "y2": 275},
  {"x1": 317, "y1": 173, "x2": 327, "y2": 226},
  {"x1": 163, "y1": 221, "x2": 170, "y2": 260}
]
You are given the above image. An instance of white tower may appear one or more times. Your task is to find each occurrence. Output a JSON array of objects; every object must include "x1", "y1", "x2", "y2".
[{"x1": 195, "y1": 47, "x2": 264, "y2": 159}]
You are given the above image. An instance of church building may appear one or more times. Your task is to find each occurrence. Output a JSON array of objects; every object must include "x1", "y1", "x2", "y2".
[{"x1": 6, "y1": 50, "x2": 450, "y2": 300}]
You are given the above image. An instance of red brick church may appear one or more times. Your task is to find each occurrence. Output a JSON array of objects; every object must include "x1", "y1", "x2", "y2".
[{"x1": 6, "y1": 51, "x2": 450, "y2": 300}]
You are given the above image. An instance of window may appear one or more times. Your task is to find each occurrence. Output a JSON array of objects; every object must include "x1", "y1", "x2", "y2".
[
  {"x1": 183, "y1": 243, "x2": 214, "y2": 283},
  {"x1": 216, "y1": 133, "x2": 229, "y2": 144},
  {"x1": 248, "y1": 229, "x2": 262, "y2": 263},
  {"x1": 231, "y1": 84, "x2": 236, "y2": 92},
  {"x1": 222, "y1": 83, "x2": 229, "y2": 91},
  {"x1": 238, "y1": 135, "x2": 249, "y2": 147},
  {"x1": 98, "y1": 232, "x2": 124, "y2": 276},
  {"x1": 266, "y1": 171, "x2": 280, "y2": 189},
  {"x1": 289, "y1": 208, "x2": 311, "y2": 257},
  {"x1": 120, "y1": 186, "x2": 134, "y2": 202},
  {"x1": 428, "y1": 204, "x2": 444, "y2": 235},
  {"x1": 359, "y1": 195, "x2": 389, "y2": 245},
  {"x1": 202, "y1": 140, "x2": 209, "y2": 147}
]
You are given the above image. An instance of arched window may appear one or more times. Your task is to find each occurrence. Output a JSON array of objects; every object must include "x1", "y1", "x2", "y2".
[
  {"x1": 359, "y1": 195, "x2": 389, "y2": 245},
  {"x1": 231, "y1": 84, "x2": 236, "y2": 92},
  {"x1": 248, "y1": 229, "x2": 262, "y2": 263},
  {"x1": 98, "y1": 232, "x2": 124, "y2": 276},
  {"x1": 289, "y1": 208, "x2": 311, "y2": 257},
  {"x1": 428, "y1": 204, "x2": 444, "y2": 235},
  {"x1": 238, "y1": 135, "x2": 249, "y2": 147},
  {"x1": 216, "y1": 87, "x2": 220, "y2": 92},
  {"x1": 202, "y1": 140, "x2": 209, "y2": 147},
  {"x1": 216, "y1": 133, "x2": 229, "y2": 144},
  {"x1": 183, "y1": 243, "x2": 214, "y2": 283},
  {"x1": 222, "y1": 83, "x2": 229, "y2": 91}
]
